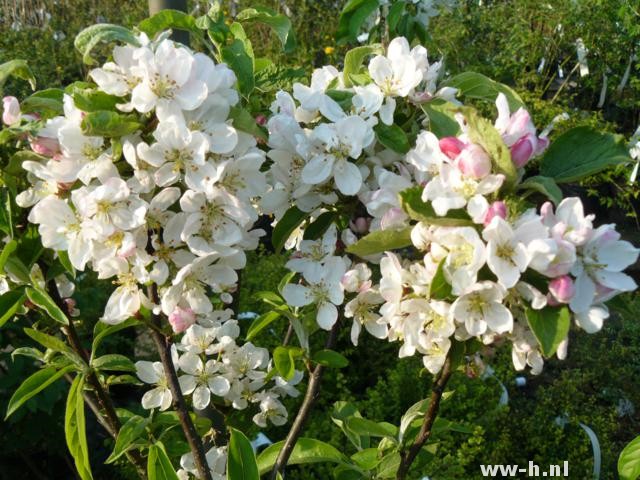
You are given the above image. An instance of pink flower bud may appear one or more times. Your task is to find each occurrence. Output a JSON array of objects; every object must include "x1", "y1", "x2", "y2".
[
  {"x1": 548, "y1": 275, "x2": 575, "y2": 304},
  {"x1": 349, "y1": 217, "x2": 369, "y2": 234},
  {"x1": 455, "y1": 144, "x2": 491, "y2": 179},
  {"x1": 168, "y1": 307, "x2": 196, "y2": 333},
  {"x1": 510, "y1": 134, "x2": 535, "y2": 168},
  {"x1": 30, "y1": 136, "x2": 61, "y2": 157},
  {"x1": 483, "y1": 201, "x2": 507, "y2": 226},
  {"x1": 255, "y1": 114, "x2": 267, "y2": 126},
  {"x1": 2, "y1": 96, "x2": 20, "y2": 125},
  {"x1": 439, "y1": 137, "x2": 465, "y2": 160},
  {"x1": 505, "y1": 109, "x2": 534, "y2": 140}
]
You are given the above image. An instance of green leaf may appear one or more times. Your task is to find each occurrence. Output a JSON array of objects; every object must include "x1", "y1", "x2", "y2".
[
  {"x1": 236, "y1": 7, "x2": 296, "y2": 52},
  {"x1": 398, "y1": 187, "x2": 474, "y2": 226},
  {"x1": 147, "y1": 442, "x2": 179, "y2": 480},
  {"x1": 222, "y1": 39, "x2": 255, "y2": 97},
  {"x1": 20, "y1": 88, "x2": 64, "y2": 115},
  {"x1": 525, "y1": 306, "x2": 571, "y2": 358},
  {"x1": 228, "y1": 428, "x2": 259, "y2": 480},
  {"x1": 303, "y1": 212, "x2": 337, "y2": 240},
  {"x1": 6, "y1": 365, "x2": 74, "y2": 419},
  {"x1": 346, "y1": 417, "x2": 398, "y2": 438},
  {"x1": 272, "y1": 206, "x2": 309, "y2": 253},
  {"x1": 619, "y1": 435, "x2": 640, "y2": 480},
  {"x1": 376, "y1": 451, "x2": 401, "y2": 478},
  {"x1": 325, "y1": 89, "x2": 354, "y2": 112},
  {"x1": 351, "y1": 448, "x2": 381, "y2": 470},
  {"x1": 257, "y1": 438, "x2": 348, "y2": 475},
  {"x1": 0, "y1": 289, "x2": 26, "y2": 329},
  {"x1": 246, "y1": 310, "x2": 282, "y2": 341},
  {"x1": 11, "y1": 346, "x2": 44, "y2": 362},
  {"x1": 519, "y1": 175, "x2": 563, "y2": 205},
  {"x1": 421, "y1": 100, "x2": 461, "y2": 138},
  {"x1": 57, "y1": 251, "x2": 76, "y2": 279},
  {"x1": 138, "y1": 10, "x2": 200, "y2": 38},
  {"x1": 92, "y1": 354, "x2": 136, "y2": 372},
  {"x1": 3, "y1": 256, "x2": 30, "y2": 284},
  {"x1": 106, "y1": 415, "x2": 148, "y2": 463},
  {"x1": 65, "y1": 375, "x2": 93, "y2": 480},
  {"x1": 273, "y1": 346, "x2": 302, "y2": 381},
  {"x1": 443, "y1": 72, "x2": 525, "y2": 111},
  {"x1": 429, "y1": 259, "x2": 452, "y2": 300},
  {"x1": 228, "y1": 106, "x2": 267, "y2": 141},
  {"x1": 312, "y1": 349, "x2": 349, "y2": 368},
  {"x1": 26, "y1": 287, "x2": 69, "y2": 325},
  {"x1": 332, "y1": 401, "x2": 370, "y2": 450},
  {"x1": 92, "y1": 318, "x2": 139, "y2": 354},
  {"x1": 388, "y1": 1, "x2": 406, "y2": 32},
  {"x1": 374, "y1": 123, "x2": 410, "y2": 153},
  {"x1": 539, "y1": 127, "x2": 630, "y2": 183},
  {"x1": 337, "y1": 0, "x2": 380, "y2": 45},
  {"x1": 73, "y1": 88, "x2": 121, "y2": 112},
  {"x1": 0, "y1": 59, "x2": 36, "y2": 91},
  {"x1": 0, "y1": 240, "x2": 17, "y2": 272},
  {"x1": 343, "y1": 44, "x2": 383, "y2": 87},
  {"x1": 399, "y1": 399, "x2": 429, "y2": 443},
  {"x1": 81, "y1": 111, "x2": 141, "y2": 137},
  {"x1": 74, "y1": 24, "x2": 140, "y2": 65},
  {"x1": 24, "y1": 328, "x2": 74, "y2": 355},
  {"x1": 346, "y1": 227, "x2": 413, "y2": 258},
  {"x1": 432, "y1": 417, "x2": 474, "y2": 435},
  {"x1": 464, "y1": 107, "x2": 517, "y2": 189}
]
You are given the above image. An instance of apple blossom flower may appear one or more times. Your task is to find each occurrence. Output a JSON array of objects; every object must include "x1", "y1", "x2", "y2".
[
  {"x1": 2, "y1": 96, "x2": 21, "y2": 125},
  {"x1": 450, "y1": 281, "x2": 513, "y2": 336}
]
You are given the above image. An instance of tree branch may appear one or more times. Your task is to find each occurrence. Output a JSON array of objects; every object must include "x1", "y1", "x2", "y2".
[
  {"x1": 147, "y1": 284, "x2": 213, "y2": 480},
  {"x1": 395, "y1": 357, "x2": 453, "y2": 480},
  {"x1": 45, "y1": 277, "x2": 147, "y2": 477},
  {"x1": 270, "y1": 321, "x2": 341, "y2": 480}
]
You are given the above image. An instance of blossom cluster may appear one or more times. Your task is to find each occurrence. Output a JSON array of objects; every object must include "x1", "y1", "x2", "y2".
[
  {"x1": 266, "y1": 37, "x2": 639, "y2": 375},
  {"x1": 11, "y1": 32, "x2": 299, "y2": 476}
]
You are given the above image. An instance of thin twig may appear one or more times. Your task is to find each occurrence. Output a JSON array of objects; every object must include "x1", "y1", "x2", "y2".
[
  {"x1": 396, "y1": 357, "x2": 453, "y2": 480},
  {"x1": 270, "y1": 321, "x2": 341, "y2": 480},
  {"x1": 147, "y1": 284, "x2": 213, "y2": 480}
]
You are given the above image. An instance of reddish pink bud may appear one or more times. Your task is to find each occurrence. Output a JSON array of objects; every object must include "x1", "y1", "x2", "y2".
[
  {"x1": 30, "y1": 136, "x2": 60, "y2": 157},
  {"x1": 456, "y1": 144, "x2": 491, "y2": 179},
  {"x1": 484, "y1": 201, "x2": 507, "y2": 226},
  {"x1": 168, "y1": 307, "x2": 196, "y2": 333},
  {"x1": 255, "y1": 114, "x2": 267, "y2": 126},
  {"x1": 349, "y1": 217, "x2": 369, "y2": 234},
  {"x1": 439, "y1": 137, "x2": 465, "y2": 160},
  {"x1": 510, "y1": 135, "x2": 535, "y2": 168},
  {"x1": 2, "y1": 96, "x2": 20, "y2": 125},
  {"x1": 548, "y1": 275, "x2": 575, "y2": 304}
]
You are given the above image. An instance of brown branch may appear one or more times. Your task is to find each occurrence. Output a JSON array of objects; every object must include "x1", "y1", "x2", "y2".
[
  {"x1": 395, "y1": 357, "x2": 453, "y2": 480},
  {"x1": 45, "y1": 277, "x2": 147, "y2": 478},
  {"x1": 147, "y1": 284, "x2": 213, "y2": 480},
  {"x1": 270, "y1": 321, "x2": 341, "y2": 480}
]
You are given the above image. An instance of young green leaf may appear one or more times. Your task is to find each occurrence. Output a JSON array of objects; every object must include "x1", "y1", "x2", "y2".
[
  {"x1": 147, "y1": 442, "x2": 180, "y2": 480},
  {"x1": 228, "y1": 428, "x2": 260, "y2": 479},
  {"x1": 398, "y1": 187, "x2": 473, "y2": 226},
  {"x1": 443, "y1": 71, "x2": 525, "y2": 111},
  {"x1": 374, "y1": 123, "x2": 410, "y2": 154},
  {"x1": 228, "y1": 106, "x2": 267, "y2": 141},
  {"x1": 236, "y1": 7, "x2": 296, "y2": 52},
  {"x1": 619, "y1": 435, "x2": 640, "y2": 480},
  {"x1": 429, "y1": 259, "x2": 453, "y2": 300},
  {"x1": 0, "y1": 59, "x2": 36, "y2": 91},
  {"x1": 257, "y1": 437, "x2": 348, "y2": 475},
  {"x1": 345, "y1": 227, "x2": 413, "y2": 258},
  {"x1": 65, "y1": 375, "x2": 93, "y2": 480},
  {"x1": 312, "y1": 349, "x2": 349, "y2": 368},
  {"x1": 337, "y1": 0, "x2": 379, "y2": 45},
  {"x1": 92, "y1": 318, "x2": 139, "y2": 355},
  {"x1": 106, "y1": 415, "x2": 148, "y2": 463},
  {"x1": 345, "y1": 417, "x2": 398, "y2": 439},
  {"x1": 0, "y1": 289, "x2": 26, "y2": 329},
  {"x1": 343, "y1": 44, "x2": 383, "y2": 87},
  {"x1": 81, "y1": 111, "x2": 142, "y2": 137},
  {"x1": 273, "y1": 346, "x2": 300, "y2": 381},
  {"x1": 74, "y1": 24, "x2": 140, "y2": 65},
  {"x1": 222, "y1": 39, "x2": 255, "y2": 97},
  {"x1": 138, "y1": 10, "x2": 200, "y2": 38},
  {"x1": 92, "y1": 354, "x2": 136, "y2": 372},
  {"x1": 539, "y1": 127, "x2": 630, "y2": 183},
  {"x1": 246, "y1": 310, "x2": 282, "y2": 341},
  {"x1": 6, "y1": 365, "x2": 74, "y2": 419},
  {"x1": 24, "y1": 328, "x2": 74, "y2": 355},
  {"x1": 518, "y1": 175, "x2": 563, "y2": 205},
  {"x1": 272, "y1": 206, "x2": 309, "y2": 253},
  {"x1": 303, "y1": 212, "x2": 337, "y2": 241},
  {"x1": 525, "y1": 306, "x2": 571, "y2": 358},
  {"x1": 26, "y1": 287, "x2": 69, "y2": 325}
]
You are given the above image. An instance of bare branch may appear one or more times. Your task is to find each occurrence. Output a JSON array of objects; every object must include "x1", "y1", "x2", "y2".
[{"x1": 270, "y1": 321, "x2": 341, "y2": 480}]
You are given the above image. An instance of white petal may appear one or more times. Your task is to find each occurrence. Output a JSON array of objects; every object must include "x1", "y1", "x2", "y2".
[
  {"x1": 192, "y1": 385, "x2": 211, "y2": 410},
  {"x1": 333, "y1": 159, "x2": 362, "y2": 195},
  {"x1": 317, "y1": 302, "x2": 337, "y2": 330}
]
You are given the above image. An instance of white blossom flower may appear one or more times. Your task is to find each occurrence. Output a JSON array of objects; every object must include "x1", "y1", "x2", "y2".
[{"x1": 450, "y1": 281, "x2": 513, "y2": 336}]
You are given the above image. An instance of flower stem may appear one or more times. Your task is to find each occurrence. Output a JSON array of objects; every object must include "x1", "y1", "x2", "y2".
[
  {"x1": 395, "y1": 357, "x2": 453, "y2": 480},
  {"x1": 147, "y1": 284, "x2": 213, "y2": 480},
  {"x1": 270, "y1": 320, "x2": 341, "y2": 480}
]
